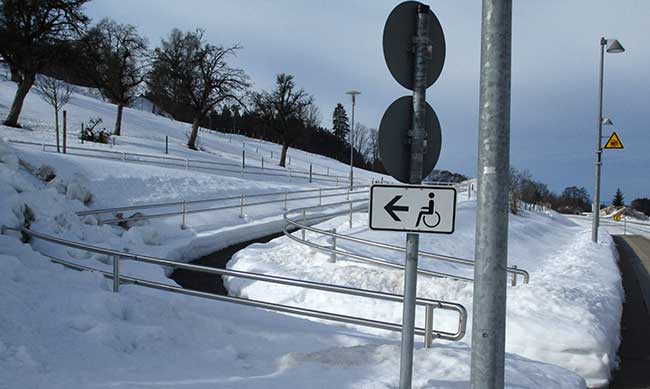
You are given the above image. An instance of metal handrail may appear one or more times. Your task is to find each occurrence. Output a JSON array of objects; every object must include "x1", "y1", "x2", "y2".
[
  {"x1": 284, "y1": 200, "x2": 530, "y2": 285},
  {"x1": 9, "y1": 139, "x2": 359, "y2": 185},
  {"x1": 1, "y1": 225, "x2": 467, "y2": 344},
  {"x1": 77, "y1": 185, "x2": 370, "y2": 216}
]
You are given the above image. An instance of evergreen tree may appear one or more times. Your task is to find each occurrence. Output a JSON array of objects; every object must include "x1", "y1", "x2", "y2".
[
  {"x1": 612, "y1": 188, "x2": 624, "y2": 206},
  {"x1": 332, "y1": 103, "x2": 349, "y2": 141}
]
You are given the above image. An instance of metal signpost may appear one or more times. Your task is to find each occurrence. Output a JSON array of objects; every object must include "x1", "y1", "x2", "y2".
[{"x1": 380, "y1": 2, "x2": 446, "y2": 388}]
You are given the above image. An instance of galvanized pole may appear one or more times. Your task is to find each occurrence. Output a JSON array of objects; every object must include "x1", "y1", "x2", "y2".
[
  {"x1": 62, "y1": 110, "x2": 67, "y2": 154},
  {"x1": 398, "y1": 5, "x2": 429, "y2": 389},
  {"x1": 470, "y1": 1, "x2": 512, "y2": 388},
  {"x1": 592, "y1": 38, "x2": 606, "y2": 243},
  {"x1": 346, "y1": 91, "x2": 360, "y2": 190}
]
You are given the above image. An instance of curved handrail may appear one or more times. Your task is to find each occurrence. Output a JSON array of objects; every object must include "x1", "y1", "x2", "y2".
[
  {"x1": 283, "y1": 199, "x2": 530, "y2": 285},
  {"x1": 1, "y1": 225, "x2": 467, "y2": 342}
]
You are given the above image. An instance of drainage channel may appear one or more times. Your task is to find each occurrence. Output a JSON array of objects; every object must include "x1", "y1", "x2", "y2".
[{"x1": 170, "y1": 231, "x2": 286, "y2": 295}]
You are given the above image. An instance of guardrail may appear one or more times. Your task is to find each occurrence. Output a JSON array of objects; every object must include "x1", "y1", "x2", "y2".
[
  {"x1": 283, "y1": 199, "x2": 530, "y2": 286},
  {"x1": 8, "y1": 139, "x2": 363, "y2": 185},
  {"x1": 77, "y1": 185, "x2": 370, "y2": 227},
  {"x1": 0, "y1": 225, "x2": 467, "y2": 345}
]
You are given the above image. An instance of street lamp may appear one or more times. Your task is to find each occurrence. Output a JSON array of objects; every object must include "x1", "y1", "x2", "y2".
[
  {"x1": 346, "y1": 90, "x2": 361, "y2": 189},
  {"x1": 592, "y1": 38, "x2": 624, "y2": 243}
]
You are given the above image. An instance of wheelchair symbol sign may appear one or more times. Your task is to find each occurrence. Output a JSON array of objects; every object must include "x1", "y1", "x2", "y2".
[{"x1": 369, "y1": 184, "x2": 457, "y2": 234}]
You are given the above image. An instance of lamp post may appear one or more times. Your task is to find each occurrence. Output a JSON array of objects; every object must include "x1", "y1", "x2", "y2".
[
  {"x1": 346, "y1": 90, "x2": 361, "y2": 190},
  {"x1": 592, "y1": 38, "x2": 624, "y2": 243}
]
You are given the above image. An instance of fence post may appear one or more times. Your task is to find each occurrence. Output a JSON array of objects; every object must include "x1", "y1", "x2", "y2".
[
  {"x1": 327, "y1": 167, "x2": 330, "y2": 176},
  {"x1": 271, "y1": 151, "x2": 273, "y2": 159},
  {"x1": 165, "y1": 136, "x2": 168, "y2": 154},
  {"x1": 424, "y1": 304, "x2": 434, "y2": 348},
  {"x1": 319, "y1": 188, "x2": 322, "y2": 205},
  {"x1": 301, "y1": 210, "x2": 306, "y2": 240},
  {"x1": 181, "y1": 200, "x2": 187, "y2": 229},
  {"x1": 63, "y1": 110, "x2": 67, "y2": 154},
  {"x1": 112, "y1": 255, "x2": 120, "y2": 292},
  {"x1": 122, "y1": 152, "x2": 126, "y2": 161},
  {"x1": 239, "y1": 194, "x2": 245, "y2": 218},
  {"x1": 349, "y1": 202, "x2": 353, "y2": 228},
  {"x1": 42, "y1": 142, "x2": 46, "y2": 151},
  {"x1": 284, "y1": 191, "x2": 288, "y2": 210},
  {"x1": 289, "y1": 156, "x2": 292, "y2": 165},
  {"x1": 329, "y1": 228, "x2": 337, "y2": 263},
  {"x1": 309, "y1": 164, "x2": 313, "y2": 183},
  {"x1": 468, "y1": 185, "x2": 471, "y2": 201},
  {"x1": 80, "y1": 122, "x2": 84, "y2": 144},
  {"x1": 511, "y1": 265, "x2": 518, "y2": 287},
  {"x1": 261, "y1": 157, "x2": 264, "y2": 170},
  {"x1": 185, "y1": 159, "x2": 188, "y2": 170}
]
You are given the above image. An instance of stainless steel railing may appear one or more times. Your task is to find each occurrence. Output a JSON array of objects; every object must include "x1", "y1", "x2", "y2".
[
  {"x1": 8, "y1": 139, "x2": 360, "y2": 185},
  {"x1": 283, "y1": 199, "x2": 530, "y2": 285},
  {"x1": 0, "y1": 225, "x2": 467, "y2": 345},
  {"x1": 76, "y1": 185, "x2": 370, "y2": 227}
]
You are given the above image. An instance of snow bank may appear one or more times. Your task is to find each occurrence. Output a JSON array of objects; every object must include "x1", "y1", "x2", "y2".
[
  {"x1": 0, "y1": 139, "x2": 586, "y2": 388},
  {"x1": 227, "y1": 202, "x2": 622, "y2": 386}
]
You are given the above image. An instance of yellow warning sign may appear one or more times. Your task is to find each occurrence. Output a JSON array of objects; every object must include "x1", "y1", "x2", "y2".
[
  {"x1": 613, "y1": 214, "x2": 622, "y2": 222},
  {"x1": 604, "y1": 131, "x2": 624, "y2": 149}
]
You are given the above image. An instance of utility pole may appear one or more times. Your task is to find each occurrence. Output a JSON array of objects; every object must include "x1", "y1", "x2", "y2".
[
  {"x1": 346, "y1": 90, "x2": 360, "y2": 190},
  {"x1": 470, "y1": 1, "x2": 512, "y2": 388}
]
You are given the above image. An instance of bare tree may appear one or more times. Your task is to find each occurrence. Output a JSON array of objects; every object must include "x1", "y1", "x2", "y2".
[
  {"x1": 351, "y1": 123, "x2": 374, "y2": 159},
  {"x1": 0, "y1": 0, "x2": 88, "y2": 127},
  {"x1": 254, "y1": 73, "x2": 314, "y2": 167},
  {"x1": 79, "y1": 18, "x2": 148, "y2": 136},
  {"x1": 35, "y1": 75, "x2": 72, "y2": 152},
  {"x1": 150, "y1": 29, "x2": 249, "y2": 149}
]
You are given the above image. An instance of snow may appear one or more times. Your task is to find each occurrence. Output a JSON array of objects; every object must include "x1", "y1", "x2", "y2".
[
  {"x1": 0, "y1": 74, "x2": 606, "y2": 387},
  {"x1": 227, "y1": 201, "x2": 623, "y2": 387}
]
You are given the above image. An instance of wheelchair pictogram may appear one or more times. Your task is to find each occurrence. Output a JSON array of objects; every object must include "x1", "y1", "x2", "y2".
[{"x1": 415, "y1": 192, "x2": 441, "y2": 228}]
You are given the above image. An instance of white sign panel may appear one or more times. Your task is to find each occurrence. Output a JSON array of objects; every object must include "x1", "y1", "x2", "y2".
[{"x1": 369, "y1": 184, "x2": 457, "y2": 234}]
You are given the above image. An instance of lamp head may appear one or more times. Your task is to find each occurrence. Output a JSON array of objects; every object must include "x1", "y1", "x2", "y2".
[{"x1": 602, "y1": 117, "x2": 614, "y2": 126}]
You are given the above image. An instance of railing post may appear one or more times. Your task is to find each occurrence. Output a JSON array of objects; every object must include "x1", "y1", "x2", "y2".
[
  {"x1": 261, "y1": 157, "x2": 264, "y2": 170},
  {"x1": 242, "y1": 149, "x2": 245, "y2": 169},
  {"x1": 511, "y1": 265, "x2": 518, "y2": 287},
  {"x1": 319, "y1": 188, "x2": 322, "y2": 205},
  {"x1": 122, "y1": 152, "x2": 126, "y2": 161},
  {"x1": 301, "y1": 210, "x2": 306, "y2": 240},
  {"x1": 468, "y1": 185, "x2": 471, "y2": 201},
  {"x1": 424, "y1": 304, "x2": 434, "y2": 348},
  {"x1": 329, "y1": 228, "x2": 337, "y2": 263},
  {"x1": 240, "y1": 194, "x2": 245, "y2": 218},
  {"x1": 181, "y1": 200, "x2": 187, "y2": 229},
  {"x1": 185, "y1": 158, "x2": 188, "y2": 170},
  {"x1": 165, "y1": 136, "x2": 168, "y2": 154},
  {"x1": 42, "y1": 142, "x2": 46, "y2": 151},
  {"x1": 80, "y1": 122, "x2": 84, "y2": 144},
  {"x1": 327, "y1": 167, "x2": 330, "y2": 176},
  {"x1": 284, "y1": 191, "x2": 288, "y2": 210},
  {"x1": 112, "y1": 255, "x2": 120, "y2": 292},
  {"x1": 349, "y1": 202, "x2": 353, "y2": 228},
  {"x1": 309, "y1": 164, "x2": 313, "y2": 183}
]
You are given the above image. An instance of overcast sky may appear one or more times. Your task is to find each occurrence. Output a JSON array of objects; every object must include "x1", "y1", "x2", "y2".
[{"x1": 86, "y1": 0, "x2": 649, "y2": 201}]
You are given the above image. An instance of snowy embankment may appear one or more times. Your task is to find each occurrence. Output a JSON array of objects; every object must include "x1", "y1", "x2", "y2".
[
  {"x1": 0, "y1": 98, "x2": 588, "y2": 387},
  {"x1": 227, "y1": 198, "x2": 623, "y2": 386},
  {"x1": 0, "y1": 136, "x2": 585, "y2": 388}
]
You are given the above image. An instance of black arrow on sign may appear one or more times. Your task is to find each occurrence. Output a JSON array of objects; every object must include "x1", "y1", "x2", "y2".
[{"x1": 384, "y1": 195, "x2": 409, "y2": 222}]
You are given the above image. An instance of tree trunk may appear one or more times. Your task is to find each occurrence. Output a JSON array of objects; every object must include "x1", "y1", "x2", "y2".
[
  {"x1": 4, "y1": 72, "x2": 35, "y2": 128},
  {"x1": 9, "y1": 63, "x2": 20, "y2": 83},
  {"x1": 187, "y1": 117, "x2": 200, "y2": 150},
  {"x1": 279, "y1": 138, "x2": 289, "y2": 167},
  {"x1": 114, "y1": 104, "x2": 124, "y2": 136},
  {"x1": 55, "y1": 110, "x2": 60, "y2": 153}
]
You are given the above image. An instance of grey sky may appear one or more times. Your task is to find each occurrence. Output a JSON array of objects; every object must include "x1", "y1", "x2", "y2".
[{"x1": 86, "y1": 0, "x2": 649, "y2": 201}]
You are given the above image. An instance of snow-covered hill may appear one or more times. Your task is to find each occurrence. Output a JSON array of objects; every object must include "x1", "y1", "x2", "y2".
[{"x1": 0, "y1": 76, "x2": 615, "y2": 387}]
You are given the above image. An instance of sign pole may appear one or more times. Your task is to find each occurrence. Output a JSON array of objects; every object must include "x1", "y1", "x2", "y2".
[
  {"x1": 470, "y1": 1, "x2": 512, "y2": 388},
  {"x1": 398, "y1": 5, "x2": 429, "y2": 389}
]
